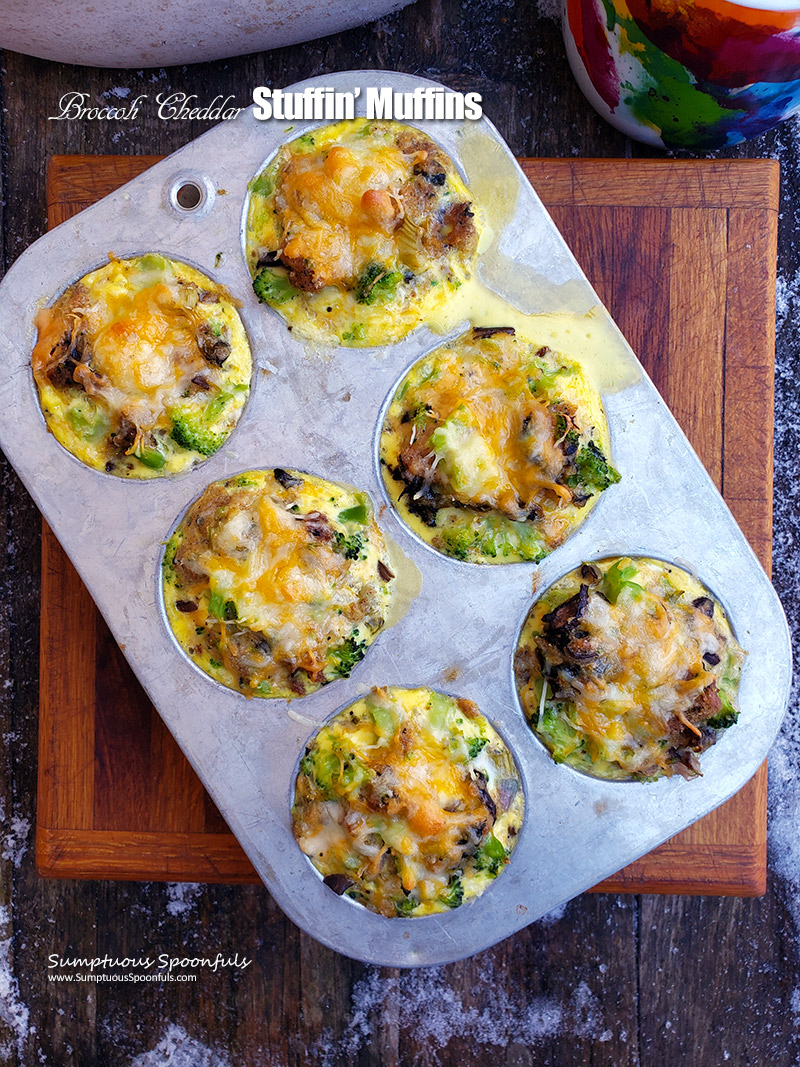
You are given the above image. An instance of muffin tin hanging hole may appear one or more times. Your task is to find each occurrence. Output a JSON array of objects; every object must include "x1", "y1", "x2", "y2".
[{"x1": 167, "y1": 172, "x2": 216, "y2": 216}]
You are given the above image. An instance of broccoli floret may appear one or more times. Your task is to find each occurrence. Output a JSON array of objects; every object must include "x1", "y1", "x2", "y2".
[
  {"x1": 299, "y1": 752, "x2": 314, "y2": 777},
  {"x1": 439, "y1": 874, "x2": 464, "y2": 909},
  {"x1": 395, "y1": 895, "x2": 417, "y2": 917},
  {"x1": 537, "y1": 702, "x2": 583, "y2": 764},
  {"x1": 355, "y1": 263, "x2": 403, "y2": 305},
  {"x1": 329, "y1": 635, "x2": 367, "y2": 678},
  {"x1": 333, "y1": 530, "x2": 366, "y2": 560},
  {"x1": 566, "y1": 440, "x2": 621, "y2": 494},
  {"x1": 341, "y1": 324, "x2": 367, "y2": 343},
  {"x1": 707, "y1": 688, "x2": 739, "y2": 730},
  {"x1": 253, "y1": 267, "x2": 299, "y2": 306},
  {"x1": 171, "y1": 411, "x2": 227, "y2": 457},
  {"x1": 440, "y1": 520, "x2": 544, "y2": 564},
  {"x1": 439, "y1": 525, "x2": 477, "y2": 561},
  {"x1": 528, "y1": 360, "x2": 568, "y2": 398},
  {"x1": 510, "y1": 521, "x2": 548, "y2": 563},
  {"x1": 473, "y1": 834, "x2": 507, "y2": 878},
  {"x1": 467, "y1": 737, "x2": 488, "y2": 759},
  {"x1": 305, "y1": 739, "x2": 371, "y2": 796},
  {"x1": 162, "y1": 535, "x2": 179, "y2": 574}
]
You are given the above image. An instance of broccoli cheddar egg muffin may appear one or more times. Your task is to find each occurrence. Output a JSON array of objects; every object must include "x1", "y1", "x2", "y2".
[
  {"x1": 246, "y1": 119, "x2": 480, "y2": 347},
  {"x1": 514, "y1": 558, "x2": 747, "y2": 781},
  {"x1": 380, "y1": 326, "x2": 619, "y2": 564},
  {"x1": 32, "y1": 255, "x2": 251, "y2": 477},
  {"x1": 163, "y1": 469, "x2": 402, "y2": 699},
  {"x1": 292, "y1": 686, "x2": 524, "y2": 917}
]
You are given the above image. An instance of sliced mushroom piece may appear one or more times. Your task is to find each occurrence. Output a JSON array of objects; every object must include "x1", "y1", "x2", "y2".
[
  {"x1": 197, "y1": 322, "x2": 231, "y2": 366},
  {"x1": 323, "y1": 873, "x2": 354, "y2": 896},
  {"x1": 472, "y1": 326, "x2": 515, "y2": 341},
  {"x1": 273, "y1": 468, "x2": 304, "y2": 489},
  {"x1": 692, "y1": 596, "x2": 715, "y2": 618}
]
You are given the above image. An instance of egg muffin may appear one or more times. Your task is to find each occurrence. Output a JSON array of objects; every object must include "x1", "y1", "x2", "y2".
[
  {"x1": 163, "y1": 469, "x2": 401, "y2": 699},
  {"x1": 32, "y1": 255, "x2": 251, "y2": 478},
  {"x1": 380, "y1": 326, "x2": 619, "y2": 564},
  {"x1": 514, "y1": 557, "x2": 747, "y2": 781},
  {"x1": 292, "y1": 686, "x2": 524, "y2": 916},
  {"x1": 245, "y1": 119, "x2": 480, "y2": 347}
]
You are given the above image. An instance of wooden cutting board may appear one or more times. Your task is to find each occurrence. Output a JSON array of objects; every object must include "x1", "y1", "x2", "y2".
[{"x1": 36, "y1": 155, "x2": 778, "y2": 894}]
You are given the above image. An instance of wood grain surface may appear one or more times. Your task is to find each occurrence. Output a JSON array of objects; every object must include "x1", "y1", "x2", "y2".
[{"x1": 36, "y1": 154, "x2": 777, "y2": 895}]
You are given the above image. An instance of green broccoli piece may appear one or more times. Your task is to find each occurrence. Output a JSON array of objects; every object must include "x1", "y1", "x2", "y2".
[
  {"x1": 136, "y1": 253, "x2": 167, "y2": 272},
  {"x1": 600, "y1": 561, "x2": 643, "y2": 605},
  {"x1": 299, "y1": 752, "x2": 314, "y2": 777},
  {"x1": 208, "y1": 593, "x2": 237, "y2": 621},
  {"x1": 170, "y1": 410, "x2": 227, "y2": 457},
  {"x1": 566, "y1": 440, "x2": 621, "y2": 494},
  {"x1": 439, "y1": 874, "x2": 464, "y2": 909},
  {"x1": 707, "y1": 688, "x2": 739, "y2": 730},
  {"x1": 329, "y1": 635, "x2": 367, "y2": 678},
  {"x1": 249, "y1": 171, "x2": 276, "y2": 197},
  {"x1": 439, "y1": 525, "x2": 478, "y2": 561},
  {"x1": 355, "y1": 263, "x2": 403, "y2": 305},
  {"x1": 253, "y1": 267, "x2": 299, "y2": 306},
  {"x1": 528, "y1": 361, "x2": 568, "y2": 398},
  {"x1": 473, "y1": 834, "x2": 507, "y2": 878},
  {"x1": 467, "y1": 737, "x2": 488, "y2": 759},
  {"x1": 66, "y1": 399, "x2": 109, "y2": 442},
  {"x1": 333, "y1": 531, "x2": 366, "y2": 560},
  {"x1": 162, "y1": 535, "x2": 179, "y2": 573},
  {"x1": 537, "y1": 703, "x2": 582, "y2": 764},
  {"x1": 510, "y1": 521, "x2": 548, "y2": 563},
  {"x1": 341, "y1": 324, "x2": 367, "y2": 343},
  {"x1": 307, "y1": 746, "x2": 370, "y2": 795},
  {"x1": 395, "y1": 896, "x2": 417, "y2": 917}
]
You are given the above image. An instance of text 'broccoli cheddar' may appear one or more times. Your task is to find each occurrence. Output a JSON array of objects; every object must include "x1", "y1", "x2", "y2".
[
  {"x1": 32, "y1": 255, "x2": 251, "y2": 478},
  {"x1": 514, "y1": 557, "x2": 747, "y2": 781},
  {"x1": 163, "y1": 469, "x2": 404, "y2": 699},
  {"x1": 292, "y1": 686, "x2": 524, "y2": 916},
  {"x1": 246, "y1": 119, "x2": 480, "y2": 347},
  {"x1": 380, "y1": 326, "x2": 619, "y2": 564}
]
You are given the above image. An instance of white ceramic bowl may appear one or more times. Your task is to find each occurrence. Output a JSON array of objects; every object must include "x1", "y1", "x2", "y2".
[{"x1": 1, "y1": 0, "x2": 416, "y2": 68}]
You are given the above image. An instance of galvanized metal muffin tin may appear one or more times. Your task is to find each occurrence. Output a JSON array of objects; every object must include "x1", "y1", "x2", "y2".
[{"x1": 0, "y1": 71, "x2": 791, "y2": 967}]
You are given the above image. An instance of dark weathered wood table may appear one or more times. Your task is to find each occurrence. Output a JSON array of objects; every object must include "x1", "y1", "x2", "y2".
[{"x1": 1, "y1": 4, "x2": 798, "y2": 1063}]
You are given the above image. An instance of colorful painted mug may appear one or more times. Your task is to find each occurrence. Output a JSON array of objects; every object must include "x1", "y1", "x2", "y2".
[{"x1": 563, "y1": 0, "x2": 800, "y2": 149}]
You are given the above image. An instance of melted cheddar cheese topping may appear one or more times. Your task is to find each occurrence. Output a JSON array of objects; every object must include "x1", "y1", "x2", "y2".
[
  {"x1": 292, "y1": 687, "x2": 524, "y2": 916},
  {"x1": 515, "y1": 558, "x2": 747, "y2": 781},
  {"x1": 380, "y1": 327, "x2": 618, "y2": 564},
  {"x1": 32, "y1": 255, "x2": 251, "y2": 478},
  {"x1": 163, "y1": 469, "x2": 402, "y2": 699},
  {"x1": 246, "y1": 119, "x2": 480, "y2": 348}
]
